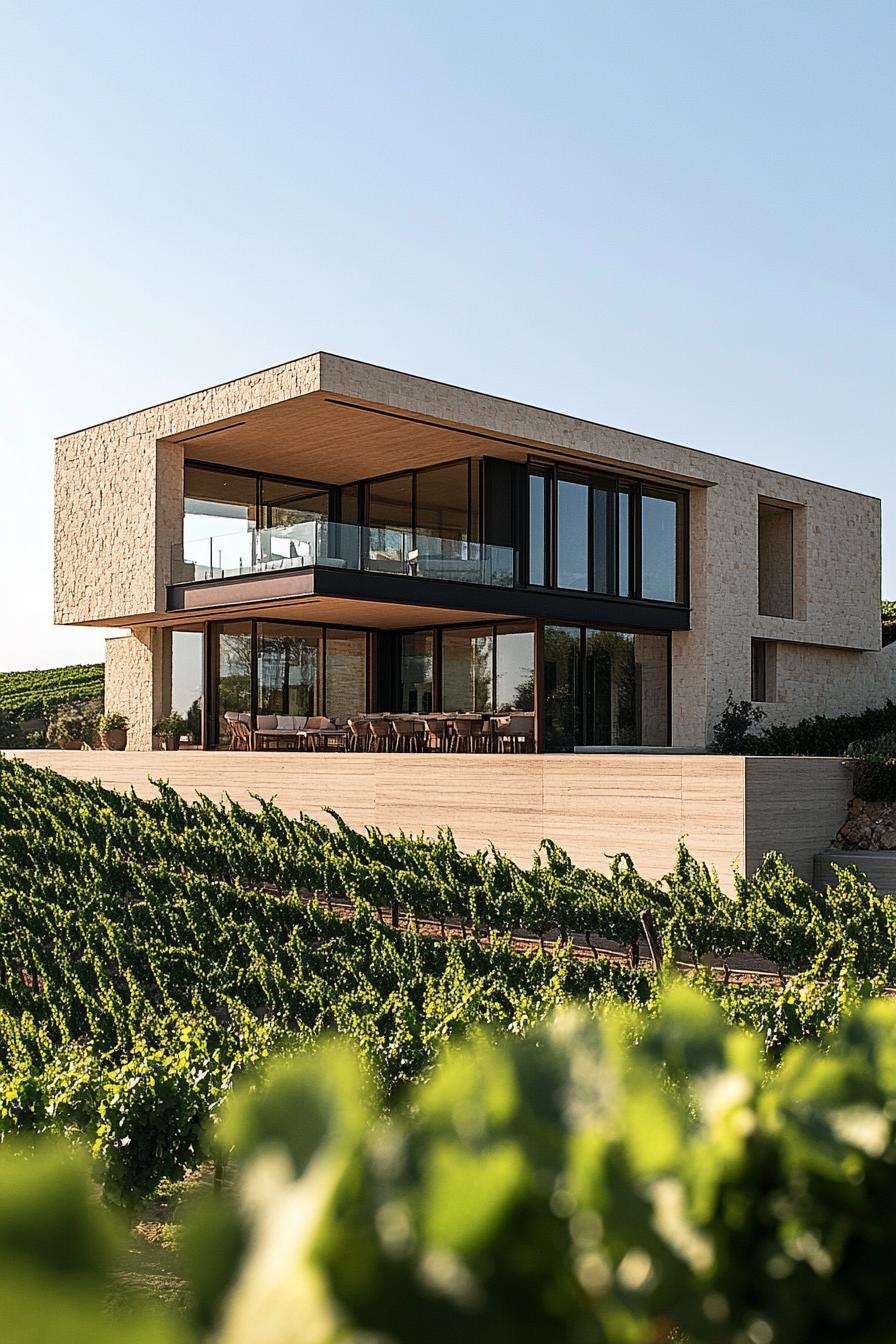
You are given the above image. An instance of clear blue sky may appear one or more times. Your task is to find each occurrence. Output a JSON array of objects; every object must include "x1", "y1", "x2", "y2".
[{"x1": 0, "y1": 0, "x2": 892, "y2": 670}]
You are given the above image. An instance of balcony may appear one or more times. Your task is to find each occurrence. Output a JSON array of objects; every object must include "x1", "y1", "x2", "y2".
[{"x1": 172, "y1": 521, "x2": 516, "y2": 590}]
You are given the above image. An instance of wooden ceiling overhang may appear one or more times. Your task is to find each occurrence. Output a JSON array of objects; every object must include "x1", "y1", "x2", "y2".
[{"x1": 163, "y1": 391, "x2": 715, "y2": 492}]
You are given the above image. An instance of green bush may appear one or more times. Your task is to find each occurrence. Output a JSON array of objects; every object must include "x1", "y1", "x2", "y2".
[
  {"x1": 178, "y1": 985, "x2": 896, "y2": 1344},
  {"x1": 845, "y1": 731, "x2": 896, "y2": 802},
  {"x1": 712, "y1": 696, "x2": 896, "y2": 757}
]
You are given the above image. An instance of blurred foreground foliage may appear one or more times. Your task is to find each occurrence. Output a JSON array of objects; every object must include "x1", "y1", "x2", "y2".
[{"x1": 10, "y1": 985, "x2": 896, "y2": 1343}]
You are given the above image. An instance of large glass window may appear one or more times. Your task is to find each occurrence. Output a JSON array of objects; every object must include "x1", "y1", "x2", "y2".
[
  {"x1": 184, "y1": 466, "x2": 258, "y2": 572},
  {"x1": 399, "y1": 631, "x2": 433, "y2": 713},
  {"x1": 528, "y1": 472, "x2": 548, "y2": 585},
  {"x1": 262, "y1": 479, "x2": 330, "y2": 530},
  {"x1": 257, "y1": 623, "x2": 322, "y2": 718},
  {"x1": 592, "y1": 487, "x2": 613, "y2": 595},
  {"x1": 585, "y1": 631, "x2": 637, "y2": 746},
  {"x1": 495, "y1": 625, "x2": 535, "y2": 712},
  {"x1": 527, "y1": 470, "x2": 683, "y2": 603},
  {"x1": 325, "y1": 631, "x2": 368, "y2": 723},
  {"x1": 544, "y1": 624, "x2": 669, "y2": 751},
  {"x1": 556, "y1": 478, "x2": 589, "y2": 590},
  {"x1": 543, "y1": 626, "x2": 581, "y2": 752},
  {"x1": 416, "y1": 462, "x2": 469, "y2": 544},
  {"x1": 618, "y1": 487, "x2": 632, "y2": 597},
  {"x1": 212, "y1": 622, "x2": 252, "y2": 746},
  {"x1": 168, "y1": 629, "x2": 204, "y2": 745},
  {"x1": 441, "y1": 626, "x2": 494, "y2": 712},
  {"x1": 641, "y1": 491, "x2": 680, "y2": 603},
  {"x1": 367, "y1": 473, "x2": 413, "y2": 571}
]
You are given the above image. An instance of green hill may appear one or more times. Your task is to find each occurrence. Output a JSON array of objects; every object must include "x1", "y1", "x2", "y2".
[{"x1": 0, "y1": 662, "x2": 104, "y2": 723}]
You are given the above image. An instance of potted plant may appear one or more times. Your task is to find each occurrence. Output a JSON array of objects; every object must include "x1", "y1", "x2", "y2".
[
  {"x1": 47, "y1": 706, "x2": 90, "y2": 751},
  {"x1": 99, "y1": 712, "x2": 129, "y2": 751},
  {"x1": 153, "y1": 712, "x2": 188, "y2": 751}
]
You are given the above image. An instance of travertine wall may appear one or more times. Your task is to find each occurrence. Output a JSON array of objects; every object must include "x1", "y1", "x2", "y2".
[
  {"x1": 4, "y1": 751, "x2": 851, "y2": 892},
  {"x1": 761, "y1": 641, "x2": 896, "y2": 726},
  {"x1": 54, "y1": 352, "x2": 887, "y2": 749},
  {"x1": 104, "y1": 631, "x2": 165, "y2": 750}
]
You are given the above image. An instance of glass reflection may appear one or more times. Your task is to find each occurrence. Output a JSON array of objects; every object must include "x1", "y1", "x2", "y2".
[
  {"x1": 213, "y1": 622, "x2": 251, "y2": 746},
  {"x1": 257, "y1": 623, "x2": 322, "y2": 718},
  {"x1": 495, "y1": 626, "x2": 535, "y2": 712},
  {"x1": 641, "y1": 492, "x2": 679, "y2": 603},
  {"x1": 556, "y1": 479, "x2": 589, "y2": 590},
  {"x1": 325, "y1": 631, "x2": 367, "y2": 722},
  {"x1": 399, "y1": 632, "x2": 433, "y2": 713},
  {"x1": 442, "y1": 626, "x2": 493, "y2": 712}
]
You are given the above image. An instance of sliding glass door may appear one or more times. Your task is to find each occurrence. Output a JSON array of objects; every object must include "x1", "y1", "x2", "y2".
[
  {"x1": 543, "y1": 624, "x2": 669, "y2": 751},
  {"x1": 212, "y1": 622, "x2": 252, "y2": 746},
  {"x1": 210, "y1": 620, "x2": 367, "y2": 744},
  {"x1": 257, "y1": 624, "x2": 322, "y2": 718}
]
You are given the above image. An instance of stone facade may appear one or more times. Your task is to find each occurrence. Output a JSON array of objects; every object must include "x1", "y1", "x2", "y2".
[
  {"x1": 55, "y1": 352, "x2": 893, "y2": 750},
  {"x1": 104, "y1": 630, "x2": 164, "y2": 751}
]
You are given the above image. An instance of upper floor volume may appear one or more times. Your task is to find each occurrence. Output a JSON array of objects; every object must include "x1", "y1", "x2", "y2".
[
  {"x1": 172, "y1": 452, "x2": 688, "y2": 613},
  {"x1": 54, "y1": 352, "x2": 892, "y2": 751}
]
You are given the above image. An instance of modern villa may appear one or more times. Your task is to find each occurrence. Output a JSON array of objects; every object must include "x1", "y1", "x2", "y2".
[{"x1": 54, "y1": 353, "x2": 895, "y2": 753}]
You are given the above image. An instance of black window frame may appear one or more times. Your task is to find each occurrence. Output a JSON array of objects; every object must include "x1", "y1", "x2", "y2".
[
  {"x1": 184, "y1": 459, "x2": 336, "y2": 535},
  {"x1": 524, "y1": 462, "x2": 688, "y2": 607}
]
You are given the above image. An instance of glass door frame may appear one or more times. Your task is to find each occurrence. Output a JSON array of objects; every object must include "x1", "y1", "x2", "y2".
[
  {"x1": 202, "y1": 617, "x2": 374, "y2": 747},
  {"x1": 524, "y1": 461, "x2": 689, "y2": 607},
  {"x1": 535, "y1": 618, "x2": 673, "y2": 753}
]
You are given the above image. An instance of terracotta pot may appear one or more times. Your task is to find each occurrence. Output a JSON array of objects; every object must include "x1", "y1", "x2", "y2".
[
  {"x1": 60, "y1": 739, "x2": 83, "y2": 751},
  {"x1": 102, "y1": 728, "x2": 128, "y2": 751},
  {"x1": 164, "y1": 735, "x2": 181, "y2": 751}
]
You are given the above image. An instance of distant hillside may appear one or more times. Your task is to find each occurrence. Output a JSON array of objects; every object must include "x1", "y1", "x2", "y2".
[
  {"x1": 0, "y1": 663, "x2": 104, "y2": 723},
  {"x1": 884, "y1": 599, "x2": 896, "y2": 648}
]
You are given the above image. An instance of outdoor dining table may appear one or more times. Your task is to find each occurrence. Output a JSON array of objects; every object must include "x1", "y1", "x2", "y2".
[{"x1": 307, "y1": 727, "x2": 349, "y2": 751}]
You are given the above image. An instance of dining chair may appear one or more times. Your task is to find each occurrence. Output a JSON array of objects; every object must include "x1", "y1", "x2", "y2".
[
  {"x1": 392, "y1": 717, "x2": 423, "y2": 752},
  {"x1": 421, "y1": 716, "x2": 449, "y2": 753},
  {"x1": 347, "y1": 718, "x2": 372, "y2": 752},
  {"x1": 368, "y1": 718, "x2": 393, "y2": 752}
]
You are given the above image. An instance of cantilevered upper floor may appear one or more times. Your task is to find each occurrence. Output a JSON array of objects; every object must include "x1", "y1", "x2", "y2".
[{"x1": 54, "y1": 350, "x2": 882, "y2": 648}]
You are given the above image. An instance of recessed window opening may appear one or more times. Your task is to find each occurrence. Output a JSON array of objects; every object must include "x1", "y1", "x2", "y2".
[{"x1": 758, "y1": 501, "x2": 795, "y2": 618}]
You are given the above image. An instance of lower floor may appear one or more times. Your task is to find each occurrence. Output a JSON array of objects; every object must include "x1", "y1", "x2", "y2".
[
  {"x1": 139, "y1": 615, "x2": 672, "y2": 753},
  {"x1": 102, "y1": 607, "x2": 896, "y2": 754}
]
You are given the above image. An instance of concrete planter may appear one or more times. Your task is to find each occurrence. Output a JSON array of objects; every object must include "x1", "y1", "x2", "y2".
[
  {"x1": 101, "y1": 729, "x2": 128, "y2": 751},
  {"x1": 814, "y1": 848, "x2": 896, "y2": 895}
]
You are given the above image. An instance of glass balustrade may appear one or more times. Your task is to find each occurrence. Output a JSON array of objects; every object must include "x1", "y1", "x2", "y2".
[{"x1": 171, "y1": 520, "x2": 515, "y2": 589}]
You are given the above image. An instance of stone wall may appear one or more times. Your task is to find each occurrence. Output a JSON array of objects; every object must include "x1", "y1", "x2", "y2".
[
  {"x1": 835, "y1": 799, "x2": 896, "y2": 851},
  {"x1": 104, "y1": 631, "x2": 164, "y2": 751}
]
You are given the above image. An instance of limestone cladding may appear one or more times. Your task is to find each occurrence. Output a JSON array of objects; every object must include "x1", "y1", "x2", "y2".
[
  {"x1": 104, "y1": 631, "x2": 165, "y2": 751},
  {"x1": 55, "y1": 353, "x2": 887, "y2": 748}
]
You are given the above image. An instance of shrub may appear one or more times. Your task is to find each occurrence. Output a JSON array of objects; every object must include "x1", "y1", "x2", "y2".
[
  {"x1": 153, "y1": 712, "x2": 188, "y2": 741},
  {"x1": 46, "y1": 703, "x2": 100, "y2": 749},
  {"x1": 883, "y1": 599, "x2": 896, "y2": 647},
  {"x1": 712, "y1": 697, "x2": 896, "y2": 757},
  {"x1": 845, "y1": 731, "x2": 896, "y2": 802},
  {"x1": 98, "y1": 712, "x2": 128, "y2": 734},
  {"x1": 709, "y1": 691, "x2": 766, "y2": 753}
]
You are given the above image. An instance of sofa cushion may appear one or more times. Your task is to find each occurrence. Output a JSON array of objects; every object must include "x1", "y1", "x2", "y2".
[
  {"x1": 276, "y1": 715, "x2": 295, "y2": 731},
  {"x1": 294, "y1": 715, "x2": 308, "y2": 730},
  {"x1": 256, "y1": 714, "x2": 278, "y2": 730}
]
